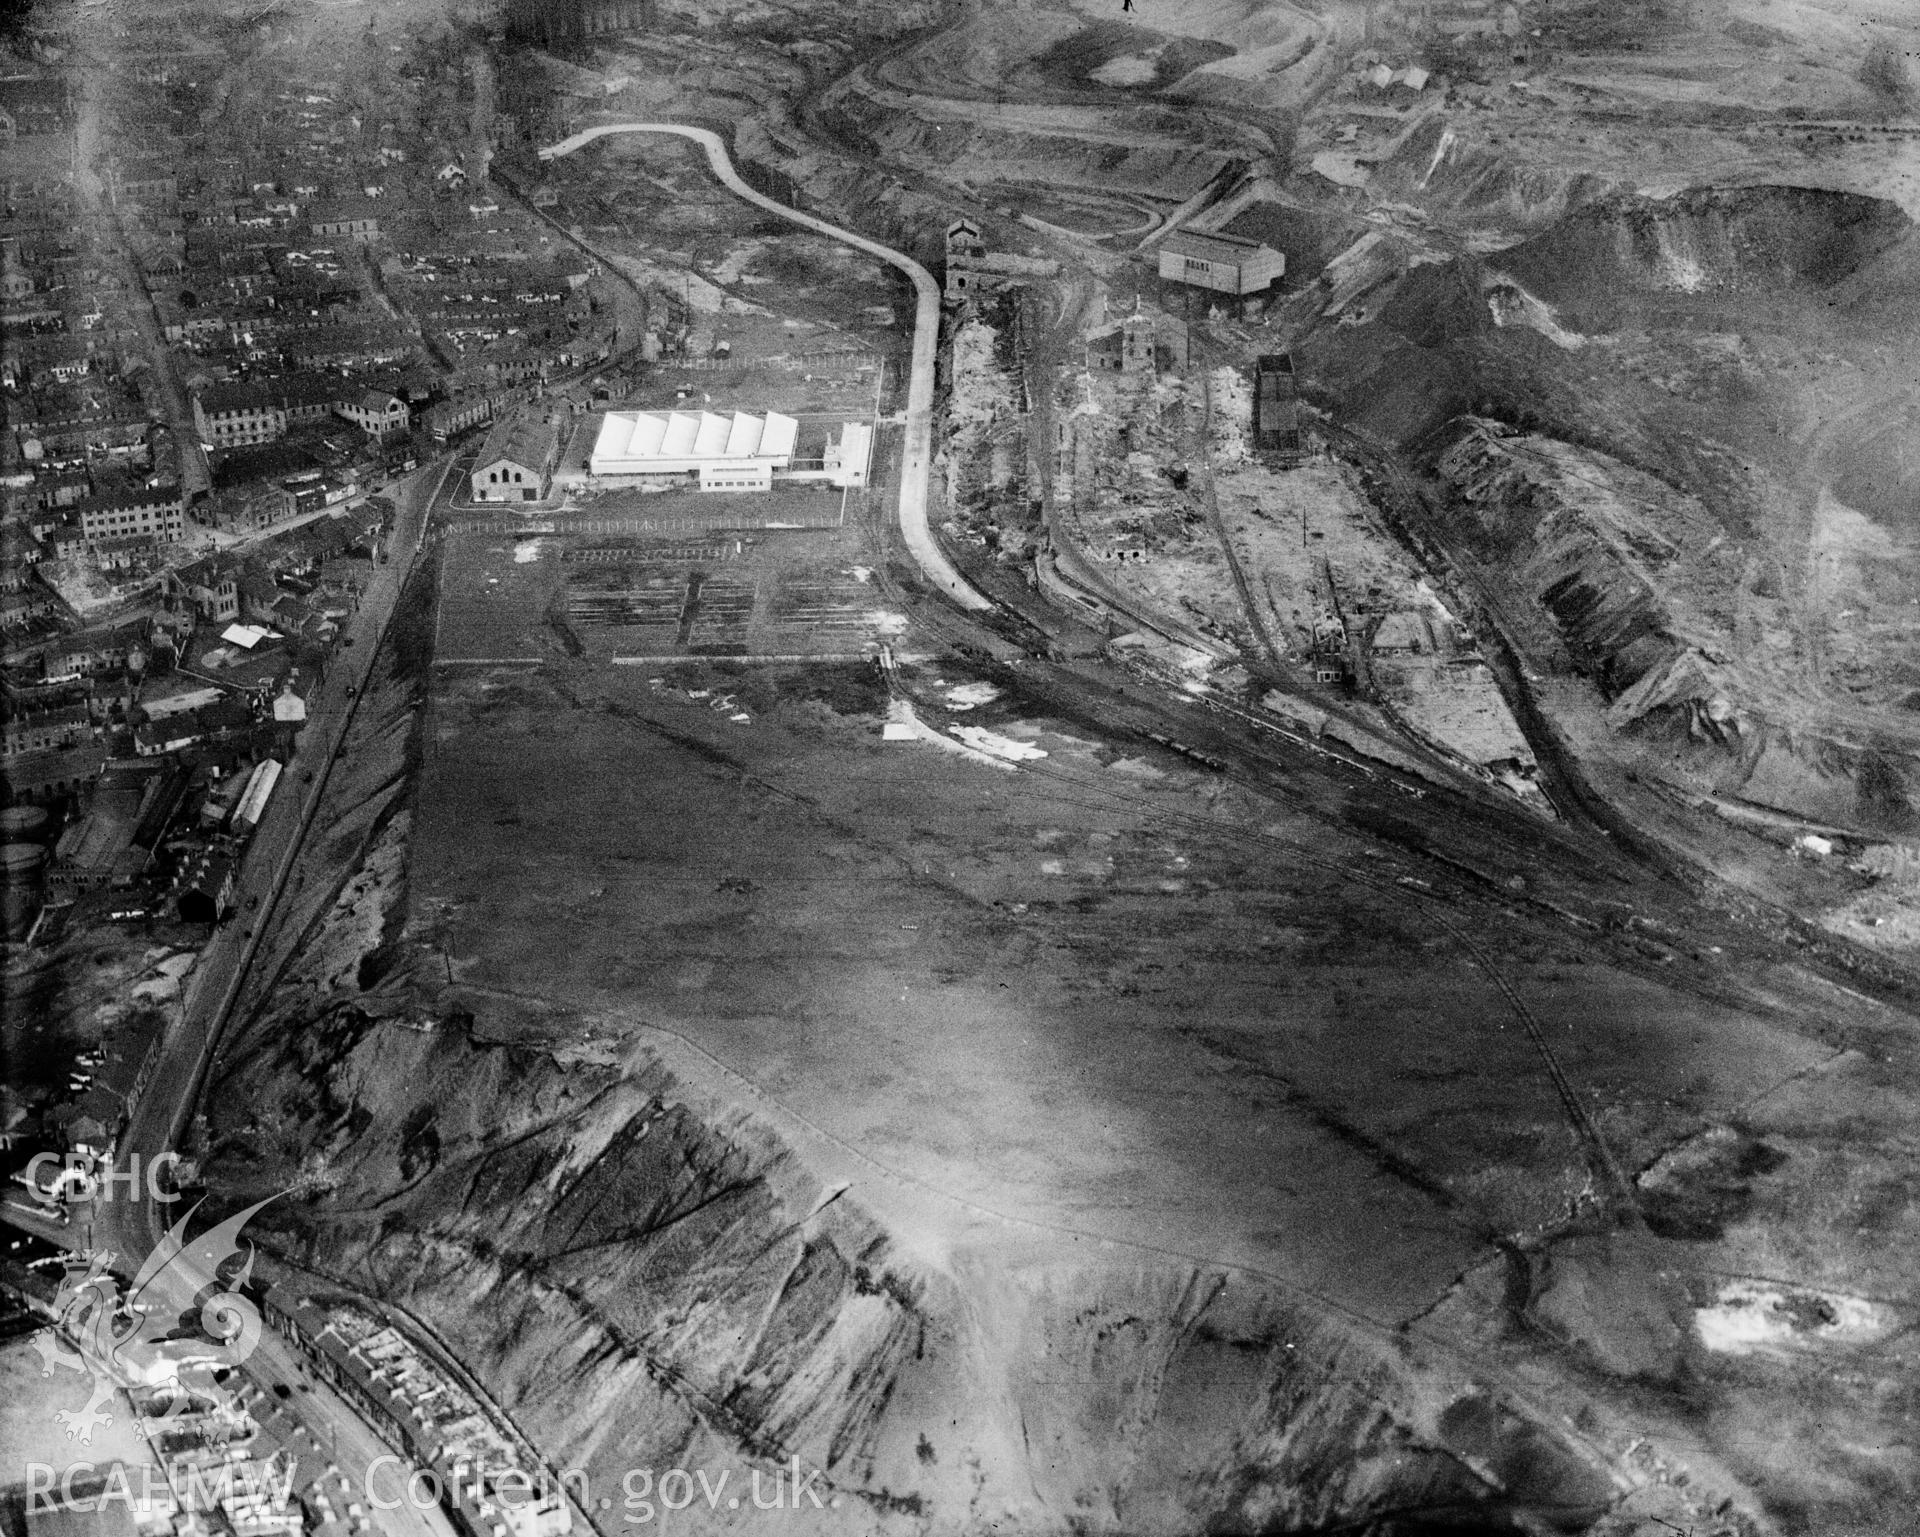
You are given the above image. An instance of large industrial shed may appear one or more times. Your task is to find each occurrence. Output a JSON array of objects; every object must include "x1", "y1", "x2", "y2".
[
  {"x1": 1157, "y1": 230, "x2": 1285, "y2": 296},
  {"x1": 590, "y1": 409, "x2": 798, "y2": 491}
]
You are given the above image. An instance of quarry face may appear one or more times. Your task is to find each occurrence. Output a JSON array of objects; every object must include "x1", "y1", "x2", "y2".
[{"x1": 16, "y1": 1, "x2": 1920, "y2": 1536}]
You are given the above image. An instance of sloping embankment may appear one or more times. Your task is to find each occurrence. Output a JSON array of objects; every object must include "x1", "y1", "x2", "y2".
[
  {"x1": 211, "y1": 977, "x2": 1620, "y2": 1534},
  {"x1": 1424, "y1": 420, "x2": 1920, "y2": 833}
]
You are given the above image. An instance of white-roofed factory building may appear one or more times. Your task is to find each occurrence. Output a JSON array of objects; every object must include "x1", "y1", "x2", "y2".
[
  {"x1": 586, "y1": 409, "x2": 873, "y2": 493},
  {"x1": 590, "y1": 409, "x2": 798, "y2": 492}
]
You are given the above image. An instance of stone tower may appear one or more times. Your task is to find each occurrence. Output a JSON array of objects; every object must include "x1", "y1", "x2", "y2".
[{"x1": 1121, "y1": 299, "x2": 1156, "y2": 376}]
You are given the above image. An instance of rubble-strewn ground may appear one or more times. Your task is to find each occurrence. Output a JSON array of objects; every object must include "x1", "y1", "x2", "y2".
[{"x1": 4, "y1": 932, "x2": 194, "y2": 1105}]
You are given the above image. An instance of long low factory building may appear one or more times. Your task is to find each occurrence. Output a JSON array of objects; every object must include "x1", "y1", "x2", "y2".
[
  {"x1": 590, "y1": 409, "x2": 798, "y2": 490},
  {"x1": 583, "y1": 409, "x2": 873, "y2": 492}
]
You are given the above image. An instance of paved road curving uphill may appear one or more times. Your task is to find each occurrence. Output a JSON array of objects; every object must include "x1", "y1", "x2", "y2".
[{"x1": 539, "y1": 122, "x2": 993, "y2": 613}]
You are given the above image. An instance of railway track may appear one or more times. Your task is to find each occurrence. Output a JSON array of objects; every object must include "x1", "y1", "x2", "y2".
[
  {"x1": 1010, "y1": 728, "x2": 1643, "y2": 1226},
  {"x1": 861, "y1": 496, "x2": 1647, "y2": 1224},
  {"x1": 1194, "y1": 370, "x2": 1291, "y2": 678}
]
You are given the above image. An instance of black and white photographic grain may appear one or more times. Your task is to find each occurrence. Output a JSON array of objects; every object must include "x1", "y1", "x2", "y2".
[{"x1": 4, "y1": 1, "x2": 1919, "y2": 1534}]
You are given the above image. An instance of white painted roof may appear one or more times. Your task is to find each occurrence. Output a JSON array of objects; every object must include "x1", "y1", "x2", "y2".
[
  {"x1": 591, "y1": 410, "x2": 798, "y2": 471},
  {"x1": 762, "y1": 412, "x2": 797, "y2": 458},
  {"x1": 663, "y1": 413, "x2": 701, "y2": 456}
]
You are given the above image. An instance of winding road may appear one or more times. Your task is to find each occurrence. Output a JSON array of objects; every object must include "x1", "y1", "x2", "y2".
[{"x1": 537, "y1": 122, "x2": 992, "y2": 613}]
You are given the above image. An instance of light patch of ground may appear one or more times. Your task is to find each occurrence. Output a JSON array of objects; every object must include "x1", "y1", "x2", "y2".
[
  {"x1": 3, "y1": 931, "x2": 201, "y2": 1111},
  {"x1": 1694, "y1": 1279, "x2": 1894, "y2": 1358},
  {"x1": 1537, "y1": 0, "x2": 1920, "y2": 124},
  {"x1": 947, "y1": 319, "x2": 1009, "y2": 440},
  {"x1": 1060, "y1": 0, "x2": 1328, "y2": 101},
  {"x1": 1381, "y1": 658, "x2": 1536, "y2": 771},
  {"x1": 1808, "y1": 489, "x2": 1904, "y2": 670},
  {"x1": 1217, "y1": 458, "x2": 1421, "y2": 654},
  {"x1": 1486, "y1": 278, "x2": 1584, "y2": 349},
  {"x1": 945, "y1": 681, "x2": 1003, "y2": 710},
  {"x1": 886, "y1": 698, "x2": 1007, "y2": 769},
  {"x1": 1207, "y1": 365, "x2": 1251, "y2": 462},
  {"x1": 1088, "y1": 50, "x2": 1162, "y2": 88},
  {"x1": 1817, "y1": 883, "x2": 1920, "y2": 955},
  {"x1": 131, "y1": 972, "x2": 180, "y2": 1004},
  {"x1": 37, "y1": 560, "x2": 154, "y2": 621},
  {"x1": 1310, "y1": 150, "x2": 1372, "y2": 189},
  {"x1": 706, "y1": 235, "x2": 777, "y2": 286},
  {"x1": 302, "y1": 808, "x2": 411, "y2": 996},
  {"x1": 942, "y1": 316, "x2": 1023, "y2": 522},
  {"x1": 0, "y1": 1335, "x2": 160, "y2": 1482},
  {"x1": 603, "y1": 251, "x2": 762, "y2": 316},
  {"x1": 950, "y1": 723, "x2": 1048, "y2": 761}
]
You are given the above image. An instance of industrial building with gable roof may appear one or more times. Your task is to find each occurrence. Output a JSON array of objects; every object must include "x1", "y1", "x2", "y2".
[
  {"x1": 471, "y1": 412, "x2": 564, "y2": 503},
  {"x1": 1156, "y1": 229, "x2": 1286, "y2": 296},
  {"x1": 589, "y1": 409, "x2": 799, "y2": 492}
]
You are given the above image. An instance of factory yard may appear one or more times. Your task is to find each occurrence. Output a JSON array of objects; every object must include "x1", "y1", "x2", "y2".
[
  {"x1": 433, "y1": 513, "x2": 904, "y2": 666},
  {"x1": 428, "y1": 121, "x2": 917, "y2": 668},
  {"x1": 435, "y1": 170, "x2": 907, "y2": 671}
]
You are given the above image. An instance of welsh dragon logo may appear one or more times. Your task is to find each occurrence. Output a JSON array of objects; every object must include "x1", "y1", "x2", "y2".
[{"x1": 34, "y1": 1197, "x2": 276, "y2": 1445}]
